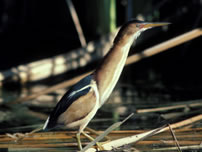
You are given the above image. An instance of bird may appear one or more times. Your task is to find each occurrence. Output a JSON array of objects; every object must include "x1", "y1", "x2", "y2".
[{"x1": 43, "y1": 19, "x2": 169, "y2": 150}]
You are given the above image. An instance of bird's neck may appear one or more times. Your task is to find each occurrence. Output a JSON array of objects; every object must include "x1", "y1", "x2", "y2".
[{"x1": 94, "y1": 38, "x2": 134, "y2": 107}]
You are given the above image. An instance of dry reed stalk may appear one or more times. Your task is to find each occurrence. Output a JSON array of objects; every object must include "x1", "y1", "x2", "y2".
[
  {"x1": 11, "y1": 72, "x2": 90, "y2": 104},
  {"x1": 158, "y1": 114, "x2": 202, "y2": 132},
  {"x1": 1, "y1": 140, "x2": 201, "y2": 148},
  {"x1": 1, "y1": 128, "x2": 202, "y2": 142},
  {"x1": 126, "y1": 28, "x2": 202, "y2": 65},
  {"x1": 137, "y1": 100, "x2": 202, "y2": 113},
  {"x1": 66, "y1": 0, "x2": 86, "y2": 47},
  {"x1": 153, "y1": 145, "x2": 202, "y2": 151},
  {"x1": 84, "y1": 114, "x2": 202, "y2": 151},
  {"x1": 0, "y1": 129, "x2": 202, "y2": 149},
  {"x1": 81, "y1": 113, "x2": 134, "y2": 151},
  {"x1": 168, "y1": 124, "x2": 182, "y2": 152}
]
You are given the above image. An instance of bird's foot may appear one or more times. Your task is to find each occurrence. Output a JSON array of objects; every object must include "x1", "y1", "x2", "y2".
[
  {"x1": 81, "y1": 131, "x2": 109, "y2": 151},
  {"x1": 6, "y1": 128, "x2": 42, "y2": 143},
  {"x1": 95, "y1": 139, "x2": 113, "y2": 151},
  {"x1": 95, "y1": 142, "x2": 105, "y2": 151},
  {"x1": 6, "y1": 132, "x2": 30, "y2": 142},
  {"x1": 85, "y1": 127, "x2": 111, "y2": 141}
]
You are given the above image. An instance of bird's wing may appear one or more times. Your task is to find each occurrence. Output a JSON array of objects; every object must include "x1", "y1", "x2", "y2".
[{"x1": 43, "y1": 74, "x2": 93, "y2": 130}]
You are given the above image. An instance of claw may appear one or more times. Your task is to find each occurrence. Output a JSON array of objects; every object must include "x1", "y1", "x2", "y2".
[
  {"x1": 81, "y1": 131, "x2": 105, "y2": 150},
  {"x1": 6, "y1": 133, "x2": 27, "y2": 142}
]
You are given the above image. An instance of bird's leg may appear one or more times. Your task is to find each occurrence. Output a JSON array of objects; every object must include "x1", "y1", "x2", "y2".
[
  {"x1": 76, "y1": 132, "x2": 83, "y2": 150},
  {"x1": 85, "y1": 127, "x2": 111, "y2": 141},
  {"x1": 81, "y1": 131, "x2": 104, "y2": 150}
]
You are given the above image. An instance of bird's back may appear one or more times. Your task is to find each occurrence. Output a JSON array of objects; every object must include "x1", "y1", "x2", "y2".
[{"x1": 43, "y1": 74, "x2": 93, "y2": 130}]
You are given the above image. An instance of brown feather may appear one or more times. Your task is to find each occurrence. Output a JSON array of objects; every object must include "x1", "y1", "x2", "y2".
[{"x1": 57, "y1": 89, "x2": 96, "y2": 128}]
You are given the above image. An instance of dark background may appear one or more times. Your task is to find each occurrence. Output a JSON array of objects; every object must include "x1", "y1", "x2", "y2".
[{"x1": 0, "y1": 0, "x2": 202, "y2": 99}]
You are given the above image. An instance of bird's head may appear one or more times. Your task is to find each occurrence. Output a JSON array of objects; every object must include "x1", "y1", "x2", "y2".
[{"x1": 113, "y1": 19, "x2": 170, "y2": 45}]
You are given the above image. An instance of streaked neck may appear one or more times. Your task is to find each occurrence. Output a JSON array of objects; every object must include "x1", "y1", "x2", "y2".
[{"x1": 94, "y1": 36, "x2": 135, "y2": 107}]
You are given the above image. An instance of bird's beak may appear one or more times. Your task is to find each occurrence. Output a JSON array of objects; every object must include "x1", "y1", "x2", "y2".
[{"x1": 142, "y1": 22, "x2": 170, "y2": 28}]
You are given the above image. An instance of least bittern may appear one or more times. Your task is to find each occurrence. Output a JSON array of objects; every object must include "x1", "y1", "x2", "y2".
[{"x1": 43, "y1": 19, "x2": 169, "y2": 150}]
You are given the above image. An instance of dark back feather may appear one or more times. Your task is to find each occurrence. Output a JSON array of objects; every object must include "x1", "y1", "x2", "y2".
[{"x1": 45, "y1": 74, "x2": 93, "y2": 129}]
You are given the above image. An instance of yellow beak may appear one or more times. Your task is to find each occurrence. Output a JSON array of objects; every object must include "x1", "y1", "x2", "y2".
[{"x1": 143, "y1": 22, "x2": 171, "y2": 28}]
